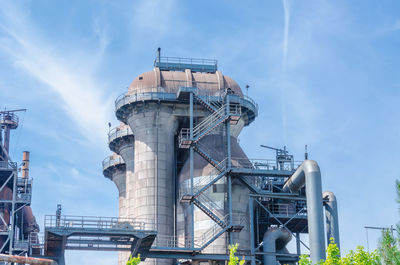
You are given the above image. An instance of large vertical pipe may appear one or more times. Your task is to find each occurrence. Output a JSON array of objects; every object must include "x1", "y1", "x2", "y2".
[
  {"x1": 3, "y1": 127, "x2": 10, "y2": 155},
  {"x1": 282, "y1": 160, "x2": 326, "y2": 263},
  {"x1": 22, "y1": 151, "x2": 30, "y2": 178},
  {"x1": 323, "y1": 191, "x2": 340, "y2": 252}
]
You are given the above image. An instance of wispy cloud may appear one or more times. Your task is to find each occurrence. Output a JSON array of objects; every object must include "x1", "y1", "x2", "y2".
[{"x1": 0, "y1": 2, "x2": 113, "y2": 144}]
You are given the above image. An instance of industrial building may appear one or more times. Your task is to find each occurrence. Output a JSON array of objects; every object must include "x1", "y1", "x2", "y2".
[{"x1": 102, "y1": 49, "x2": 340, "y2": 265}]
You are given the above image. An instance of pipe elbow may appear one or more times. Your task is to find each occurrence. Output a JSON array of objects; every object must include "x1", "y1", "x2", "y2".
[
  {"x1": 263, "y1": 227, "x2": 292, "y2": 248},
  {"x1": 302, "y1": 160, "x2": 320, "y2": 174}
]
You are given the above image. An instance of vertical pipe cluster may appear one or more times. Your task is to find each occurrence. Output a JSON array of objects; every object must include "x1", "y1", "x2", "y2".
[
  {"x1": 282, "y1": 160, "x2": 326, "y2": 263},
  {"x1": 281, "y1": 160, "x2": 340, "y2": 263}
]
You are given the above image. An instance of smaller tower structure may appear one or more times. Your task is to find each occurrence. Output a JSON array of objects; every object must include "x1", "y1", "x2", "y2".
[
  {"x1": 0, "y1": 109, "x2": 38, "y2": 257},
  {"x1": 104, "y1": 122, "x2": 134, "y2": 265},
  {"x1": 0, "y1": 109, "x2": 25, "y2": 160}
]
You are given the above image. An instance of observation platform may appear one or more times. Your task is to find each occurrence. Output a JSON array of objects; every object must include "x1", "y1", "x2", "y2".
[
  {"x1": 108, "y1": 126, "x2": 134, "y2": 154},
  {"x1": 115, "y1": 88, "x2": 258, "y2": 126},
  {"x1": 154, "y1": 56, "x2": 217, "y2": 73},
  {"x1": 102, "y1": 156, "x2": 126, "y2": 179}
]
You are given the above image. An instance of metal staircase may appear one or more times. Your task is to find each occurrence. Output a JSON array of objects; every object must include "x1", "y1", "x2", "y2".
[
  {"x1": 178, "y1": 102, "x2": 241, "y2": 148},
  {"x1": 180, "y1": 159, "x2": 227, "y2": 202},
  {"x1": 193, "y1": 192, "x2": 227, "y2": 228},
  {"x1": 193, "y1": 142, "x2": 224, "y2": 172},
  {"x1": 178, "y1": 89, "x2": 244, "y2": 253},
  {"x1": 194, "y1": 94, "x2": 222, "y2": 113},
  {"x1": 197, "y1": 215, "x2": 230, "y2": 250}
]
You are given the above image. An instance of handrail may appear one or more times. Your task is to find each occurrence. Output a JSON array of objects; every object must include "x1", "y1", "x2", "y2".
[
  {"x1": 195, "y1": 193, "x2": 225, "y2": 220},
  {"x1": 0, "y1": 161, "x2": 17, "y2": 169},
  {"x1": 115, "y1": 89, "x2": 258, "y2": 120},
  {"x1": 198, "y1": 214, "x2": 229, "y2": 247},
  {"x1": 102, "y1": 156, "x2": 125, "y2": 170},
  {"x1": 108, "y1": 127, "x2": 133, "y2": 143},
  {"x1": 155, "y1": 56, "x2": 217, "y2": 66},
  {"x1": 44, "y1": 215, "x2": 156, "y2": 231}
]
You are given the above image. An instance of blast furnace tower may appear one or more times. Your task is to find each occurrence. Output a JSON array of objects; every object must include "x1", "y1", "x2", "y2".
[{"x1": 104, "y1": 50, "x2": 340, "y2": 265}]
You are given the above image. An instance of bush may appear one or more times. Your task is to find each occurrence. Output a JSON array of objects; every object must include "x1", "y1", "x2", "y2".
[{"x1": 299, "y1": 238, "x2": 380, "y2": 265}]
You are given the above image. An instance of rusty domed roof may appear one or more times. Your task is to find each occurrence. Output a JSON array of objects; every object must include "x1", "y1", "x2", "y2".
[{"x1": 128, "y1": 67, "x2": 243, "y2": 97}]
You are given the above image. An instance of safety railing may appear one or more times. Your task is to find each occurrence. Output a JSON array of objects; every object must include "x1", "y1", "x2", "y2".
[
  {"x1": 102, "y1": 156, "x2": 125, "y2": 171},
  {"x1": 230, "y1": 158, "x2": 302, "y2": 171},
  {"x1": 115, "y1": 88, "x2": 258, "y2": 124},
  {"x1": 44, "y1": 215, "x2": 156, "y2": 231},
  {"x1": 152, "y1": 235, "x2": 201, "y2": 249},
  {"x1": 195, "y1": 193, "x2": 225, "y2": 221},
  {"x1": 16, "y1": 192, "x2": 32, "y2": 203},
  {"x1": 193, "y1": 142, "x2": 225, "y2": 171},
  {"x1": 0, "y1": 113, "x2": 19, "y2": 126},
  {"x1": 0, "y1": 161, "x2": 17, "y2": 170},
  {"x1": 197, "y1": 214, "x2": 229, "y2": 247},
  {"x1": 269, "y1": 203, "x2": 307, "y2": 217},
  {"x1": 179, "y1": 158, "x2": 227, "y2": 197},
  {"x1": 155, "y1": 56, "x2": 217, "y2": 67},
  {"x1": 108, "y1": 127, "x2": 133, "y2": 144},
  {"x1": 115, "y1": 89, "x2": 177, "y2": 111},
  {"x1": 155, "y1": 56, "x2": 217, "y2": 72},
  {"x1": 13, "y1": 239, "x2": 29, "y2": 251}
]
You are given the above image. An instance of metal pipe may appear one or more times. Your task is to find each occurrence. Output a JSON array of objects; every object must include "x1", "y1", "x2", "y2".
[
  {"x1": 0, "y1": 254, "x2": 57, "y2": 265},
  {"x1": 323, "y1": 191, "x2": 340, "y2": 252},
  {"x1": 22, "y1": 151, "x2": 30, "y2": 178},
  {"x1": 263, "y1": 227, "x2": 291, "y2": 265},
  {"x1": 282, "y1": 160, "x2": 326, "y2": 262}
]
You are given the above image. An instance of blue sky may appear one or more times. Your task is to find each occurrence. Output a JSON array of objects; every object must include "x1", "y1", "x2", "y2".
[{"x1": 1, "y1": 0, "x2": 399, "y2": 264}]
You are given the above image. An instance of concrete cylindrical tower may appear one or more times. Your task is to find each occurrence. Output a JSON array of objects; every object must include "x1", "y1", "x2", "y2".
[
  {"x1": 102, "y1": 153, "x2": 126, "y2": 216},
  {"x1": 102, "y1": 153, "x2": 127, "y2": 265},
  {"x1": 108, "y1": 123, "x2": 134, "y2": 265},
  {"x1": 108, "y1": 123, "x2": 135, "y2": 216}
]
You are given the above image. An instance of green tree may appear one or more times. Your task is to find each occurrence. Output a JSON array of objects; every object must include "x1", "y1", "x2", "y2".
[
  {"x1": 228, "y1": 244, "x2": 245, "y2": 265},
  {"x1": 376, "y1": 180, "x2": 400, "y2": 264},
  {"x1": 126, "y1": 254, "x2": 141, "y2": 265}
]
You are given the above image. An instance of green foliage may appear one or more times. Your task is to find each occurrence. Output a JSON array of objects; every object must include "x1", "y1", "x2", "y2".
[
  {"x1": 375, "y1": 180, "x2": 400, "y2": 264},
  {"x1": 377, "y1": 229, "x2": 400, "y2": 264},
  {"x1": 298, "y1": 238, "x2": 380, "y2": 265},
  {"x1": 126, "y1": 253, "x2": 141, "y2": 265},
  {"x1": 228, "y1": 244, "x2": 245, "y2": 265}
]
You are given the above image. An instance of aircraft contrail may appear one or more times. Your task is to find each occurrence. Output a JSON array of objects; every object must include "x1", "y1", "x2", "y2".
[
  {"x1": 282, "y1": 0, "x2": 290, "y2": 65},
  {"x1": 281, "y1": 0, "x2": 291, "y2": 143}
]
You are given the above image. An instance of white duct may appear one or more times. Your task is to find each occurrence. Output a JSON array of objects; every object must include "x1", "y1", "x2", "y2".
[
  {"x1": 282, "y1": 160, "x2": 326, "y2": 263},
  {"x1": 323, "y1": 191, "x2": 340, "y2": 253},
  {"x1": 263, "y1": 227, "x2": 292, "y2": 265}
]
